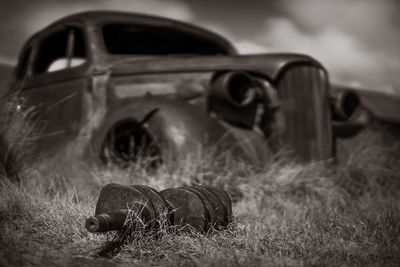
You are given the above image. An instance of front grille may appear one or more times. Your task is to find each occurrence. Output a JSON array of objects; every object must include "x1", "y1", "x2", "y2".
[{"x1": 277, "y1": 65, "x2": 332, "y2": 161}]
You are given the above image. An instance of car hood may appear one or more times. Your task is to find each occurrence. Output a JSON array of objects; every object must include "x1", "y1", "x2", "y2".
[{"x1": 107, "y1": 53, "x2": 322, "y2": 81}]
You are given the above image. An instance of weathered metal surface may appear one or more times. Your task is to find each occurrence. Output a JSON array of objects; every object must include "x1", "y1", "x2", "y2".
[
  {"x1": 86, "y1": 183, "x2": 232, "y2": 233},
  {"x1": 276, "y1": 65, "x2": 332, "y2": 161},
  {"x1": 86, "y1": 210, "x2": 127, "y2": 232},
  {"x1": 332, "y1": 84, "x2": 400, "y2": 125},
  {"x1": 207, "y1": 71, "x2": 258, "y2": 129},
  {"x1": 131, "y1": 185, "x2": 169, "y2": 219},
  {"x1": 91, "y1": 183, "x2": 156, "y2": 232},
  {"x1": 95, "y1": 184, "x2": 151, "y2": 215},
  {"x1": 21, "y1": 78, "x2": 88, "y2": 155},
  {"x1": 182, "y1": 187, "x2": 216, "y2": 227},
  {"x1": 203, "y1": 186, "x2": 233, "y2": 225},
  {"x1": 159, "y1": 186, "x2": 233, "y2": 231},
  {"x1": 159, "y1": 188, "x2": 208, "y2": 232},
  {"x1": 330, "y1": 91, "x2": 370, "y2": 138},
  {"x1": 109, "y1": 54, "x2": 321, "y2": 82},
  {"x1": 190, "y1": 186, "x2": 226, "y2": 228}
]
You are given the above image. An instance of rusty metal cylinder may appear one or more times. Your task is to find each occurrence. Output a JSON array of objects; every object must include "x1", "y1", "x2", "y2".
[
  {"x1": 86, "y1": 211, "x2": 127, "y2": 232},
  {"x1": 160, "y1": 185, "x2": 232, "y2": 232},
  {"x1": 86, "y1": 183, "x2": 232, "y2": 233}
]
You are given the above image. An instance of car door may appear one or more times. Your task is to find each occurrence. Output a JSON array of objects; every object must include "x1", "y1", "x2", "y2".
[{"x1": 20, "y1": 23, "x2": 91, "y2": 152}]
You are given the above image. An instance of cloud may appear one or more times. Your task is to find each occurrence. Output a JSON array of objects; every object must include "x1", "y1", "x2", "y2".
[
  {"x1": 235, "y1": 41, "x2": 269, "y2": 54},
  {"x1": 198, "y1": 22, "x2": 270, "y2": 54},
  {"x1": 257, "y1": 18, "x2": 380, "y2": 80},
  {"x1": 273, "y1": 0, "x2": 400, "y2": 92},
  {"x1": 232, "y1": 0, "x2": 400, "y2": 94},
  {"x1": 196, "y1": 1, "x2": 400, "y2": 93},
  {"x1": 232, "y1": 17, "x2": 384, "y2": 81},
  {"x1": 283, "y1": 0, "x2": 400, "y2": 50}
]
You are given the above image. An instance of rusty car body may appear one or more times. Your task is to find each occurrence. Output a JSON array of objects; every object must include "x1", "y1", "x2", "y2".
[{"x1": 3, "y1": 11, "x2": 400, "y2": 168}]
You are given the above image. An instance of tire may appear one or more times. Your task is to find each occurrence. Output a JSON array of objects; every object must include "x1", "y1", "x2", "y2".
[{"x1": 101, "y1": 120, "x2": 162, "y2": 168}]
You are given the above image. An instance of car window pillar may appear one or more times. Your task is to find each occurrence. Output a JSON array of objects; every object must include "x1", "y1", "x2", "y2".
[{"x1": 66, "y1": 28, "x2": 75, "y2": 68}]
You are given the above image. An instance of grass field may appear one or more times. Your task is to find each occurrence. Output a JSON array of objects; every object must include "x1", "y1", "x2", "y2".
[{"x1": 1, "y1": 98, "x2": 400, "y2": 266}]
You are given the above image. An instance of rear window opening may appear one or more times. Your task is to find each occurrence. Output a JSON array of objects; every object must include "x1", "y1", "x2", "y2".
[{"x1": 102, "y1": 24, "x2": 229, "y2": 56}]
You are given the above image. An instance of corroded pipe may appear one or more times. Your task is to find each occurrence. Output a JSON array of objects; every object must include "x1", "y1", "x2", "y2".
[
  {"x1": 86, "y1": 211, "x2": 127, "y2": 232},
  {"x1": 86, "y1": 183, "x2": 233, "y2": 233}
]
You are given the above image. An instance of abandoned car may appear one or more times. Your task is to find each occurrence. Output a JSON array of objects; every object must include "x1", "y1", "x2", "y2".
[{"x1": 4, "y1": 11, "x2": 400, "y2": 168}]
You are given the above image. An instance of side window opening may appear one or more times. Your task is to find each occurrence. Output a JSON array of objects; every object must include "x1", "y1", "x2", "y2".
[
  {"x1": 102, "y1": 24, "x2": 230, "y2": 55},
  {"x1": 33, "y1": 27, "x2": 86, "y2": 75}
]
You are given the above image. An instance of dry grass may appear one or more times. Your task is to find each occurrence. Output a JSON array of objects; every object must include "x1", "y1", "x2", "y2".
[
  {"x1": 0, "y1": 96, "x2": 38, "y2": 180},
  {"x1": 0, "y1": 96, "x2": 400, "y2": 266}
]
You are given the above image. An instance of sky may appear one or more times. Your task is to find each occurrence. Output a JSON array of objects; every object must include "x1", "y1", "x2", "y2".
[{"x1": 0, "y1": 0, "x2": 399, "y2": 94}]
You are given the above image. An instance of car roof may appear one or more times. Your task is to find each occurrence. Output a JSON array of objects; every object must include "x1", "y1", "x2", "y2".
[{"x1": 28, "y1": 10, "x2": 237, "y2": 55}]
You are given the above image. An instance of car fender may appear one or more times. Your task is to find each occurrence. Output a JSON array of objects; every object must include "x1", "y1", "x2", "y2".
[{"x1": 87, "y1": 96, "x2": 270, "y2": 165}]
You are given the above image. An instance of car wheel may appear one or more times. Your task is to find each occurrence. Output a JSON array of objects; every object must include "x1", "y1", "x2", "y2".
[{"x1": 101, "y1": 121, "x2": 162, "y2": 169}]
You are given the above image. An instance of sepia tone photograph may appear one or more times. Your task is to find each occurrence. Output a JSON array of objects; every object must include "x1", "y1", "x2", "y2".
[{"x1": 0, "y1": 0, "x2": 399, "y2": 266}]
